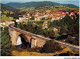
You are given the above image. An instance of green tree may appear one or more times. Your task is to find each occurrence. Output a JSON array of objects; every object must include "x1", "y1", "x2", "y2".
[
  {"x1": 30, "y1": 16, "x2": 34, "y2": 20},
  {"x1": 1, "y1": 27, "x2": 12, "y2": 56},
  {"x1": 40, "y1": 40, "x2": 62, "y2": 53}
]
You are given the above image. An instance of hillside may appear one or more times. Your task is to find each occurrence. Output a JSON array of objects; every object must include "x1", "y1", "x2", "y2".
[
  {"x1": 6, "y1": 1, "x2": 79, "y2": 8},
  {"x1": 1, "y1": 3, "x2": 19, "y2": 12},
  {"x1": 1, "y1": 3, "x2": 20, "y2": 20},
  {"x1": 62, "y1": 4, "x2": 79, "y2": 8}
]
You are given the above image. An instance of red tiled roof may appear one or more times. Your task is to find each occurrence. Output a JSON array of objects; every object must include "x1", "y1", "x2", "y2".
[
  {"x1": 16, "y1": 19, "x2": 19, "y2": 20},
  {"x1": 19, "y1": 17, "x2": 24, "y2": 18},
  {"x1": 6, "y1": 20, "x2": 11, "y2": 21}
]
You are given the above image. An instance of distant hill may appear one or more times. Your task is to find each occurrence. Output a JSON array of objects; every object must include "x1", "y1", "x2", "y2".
[
  {"x1": 6, "y1": 1, "x2": 79, "y2": 8},
  {"x1": 1, "y1": 3, "x2": 19, "y2": 12},
  {"x1": 62, "y1": 4, "x2": 79, "y2": 8}
]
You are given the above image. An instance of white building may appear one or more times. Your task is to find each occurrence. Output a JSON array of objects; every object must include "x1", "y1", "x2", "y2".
[{"x1": 16, "y1": 19, "x2": 20, "y2": 23}]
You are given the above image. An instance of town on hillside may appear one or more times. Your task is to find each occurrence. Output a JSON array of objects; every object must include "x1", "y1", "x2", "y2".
[{"x1": 0, "y1": 11, "x2": 79, "y2": 28}]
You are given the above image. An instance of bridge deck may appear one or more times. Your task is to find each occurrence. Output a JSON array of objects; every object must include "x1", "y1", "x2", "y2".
[{"x1": 9, "y1": 24, "x2": 80, "y2": 50}]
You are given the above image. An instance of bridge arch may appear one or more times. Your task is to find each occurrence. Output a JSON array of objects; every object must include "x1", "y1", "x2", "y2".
[
  {"x1": 17, "y1": 34, "x2": 31, "y2": 49},
  {"x1": 17, "y1": 34, "x2": 38, "y2": 48}
]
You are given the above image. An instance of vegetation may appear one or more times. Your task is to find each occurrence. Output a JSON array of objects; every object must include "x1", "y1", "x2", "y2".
[
  {"x1": 49, "y1": 13, "x2": 79, "y2": 35},
  {"x1": 18, "y1": 6, "x2": 78, "y2": 15},
  {"x1": 11, "y1": 48, "x2": 76, "y2": 56},
  {"x1": 6, "y1": 1, "x2": 79, "y2": 8},
  {"x1": 36, "y1": 6, "x2": 78, "y2": 12},
  {"x1": 49, "y1": 13, "x2": 79, "y2": 45},
  {"x1": 40, "y1": 40, "x2": 62, "y2": 53},
  {"x1": 65, "y1": 34, "x2": 79, "y2": 46},
  {"x1": 58, "y1": 52, "x2": 76, "y2": 56},
  {"x1": 1, "y1": 3, "x2": 19, "y2": 12},
  {"x1": 14, "y1": 13, "x2": 79, "y2": 46},
  {"x1": 1, "y1": 15, "x2": 14, "y2": 21},
  {"x1": 1, "y1": 27, "x2": 12, "y2": 56},
  {"x1": 1, "y1": 3, "x2": 22, "y2": 21},
  {"x1": 14, "y1": 21, "x2": 55, "y2": 38}
]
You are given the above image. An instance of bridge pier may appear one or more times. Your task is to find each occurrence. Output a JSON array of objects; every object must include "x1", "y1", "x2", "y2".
[
  {"x1": 9, "y1": 27, "x2": 20, "y2": 45},
  {"x1": 31, "y1": 38, "x2": 37, "y2": 48}
]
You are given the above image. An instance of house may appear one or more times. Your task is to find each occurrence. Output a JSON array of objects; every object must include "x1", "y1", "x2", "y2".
[
  {"x1": 53, "y1": 28, "x2": 59, "y2": 33},
  {"x1": 35, "y1": 17, "x2": 41, "y2": 21},
  {"x1": 18, "y1": 16, "x2": 27, "y2": 22},
  {"x1": 19, "y1": 17, "x2": 25, "y2": 20},
  {"x1": 23, "y1": 11, "x2": 78, "y2": 21},
  {"x1": 0, "y1": 21, "x2": 6, "y2": 30},
  {"x1": 4, "y1": 20, "x2": 15, "y2": 26},
  {"x1": 66, "y1": 12, "x2": 69, "y2": 14},
  {"x1": 70, "y1": 12, "x2": 75, "y2": 16},
  {"x1": 42, "y1": 21, "x2": 48, "y2": 29},
  {"x1": 11, "y1": 21, "x2": 14, "y2": 24},
  {"x1": 16, "y1": 19, "x2": 20, "y2": 23},
  {"x1": 51, "y1": 17, "x2": 55, "y2": 21}
]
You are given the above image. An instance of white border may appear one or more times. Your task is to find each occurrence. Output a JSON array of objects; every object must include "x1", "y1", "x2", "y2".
[
  {"x1": 79, "y1": 0, "x2": 80, "y2": 56},
  {"x1": 0, "y1": 0, "x2": 80, "y2": 59},
  {"x1": 0, "y1": 56, "x2": 80, "y2": 59},
  {"x1": 0, "y1": 0, "x2": 1, "y2": 56}
]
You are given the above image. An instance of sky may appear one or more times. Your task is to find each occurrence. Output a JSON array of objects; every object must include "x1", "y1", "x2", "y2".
[{"x1": 1, "y1": 0, "x2": 79, "y2": 6}]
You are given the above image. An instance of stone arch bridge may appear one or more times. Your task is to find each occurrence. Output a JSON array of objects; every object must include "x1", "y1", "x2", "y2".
[{"x1": 9, "y1": 24, "x2": 79, "y2": 52}]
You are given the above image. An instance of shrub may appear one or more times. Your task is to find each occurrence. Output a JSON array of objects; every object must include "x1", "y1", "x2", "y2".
[
  {"x1": 40, "y1": 40, "x2": 62, "y2": 53},
  {"x1": 1, "y1": 27, "x2": 12, "y2": 56},
  {"x1": 28, "y1": 47, "x2": 42, "y2": 52},
  {"x1": 1, "y1": 27, "x2": 16, "y2": 56}
]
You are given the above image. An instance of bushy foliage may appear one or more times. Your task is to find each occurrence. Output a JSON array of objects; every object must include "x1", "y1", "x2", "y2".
[
  {"x1": 6, "y1": 1, "x2": 79, "y2": 9},
  {"x1": 65, "y1": 34, "x2": 79, "y2": 46},
  {"x1": 15, "y1": 21, "x2": 54, "y2": 38},
  {"x1": 49, "y1": 14, "x2": 79, "y2": 45},
  {"x1": 1, "y1": 15, "x2": 14, "y2": 21},
  {"x1": 1, "y1": 3, "x2": 21, "y2": 19},
  {"x1": 1, "y1": 27, "x2": 12, "y2": 56},
  {"x1": 40, "y1": 40, "x2": 62, "y2": 53},
  {"x1": 49, "y1": 14, "x2": 79, "y2": 35}
]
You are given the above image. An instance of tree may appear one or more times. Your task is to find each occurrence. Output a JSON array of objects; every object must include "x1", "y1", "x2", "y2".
[
  {"x1": 65, "y1": 35, "x2": 79, "y2": 46},
  {"x1": 14, "y1": 21, "x2": 18, "y2": 27},
  {"x1": 1, "y1": 27, "x2": 12, "y2": 56},
  {"x1": 30, "y1": 16, "x2": 34, "y2": 20},
  {"x1": 40, "y1": 40, "x2": 62, "y2": 53}
]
